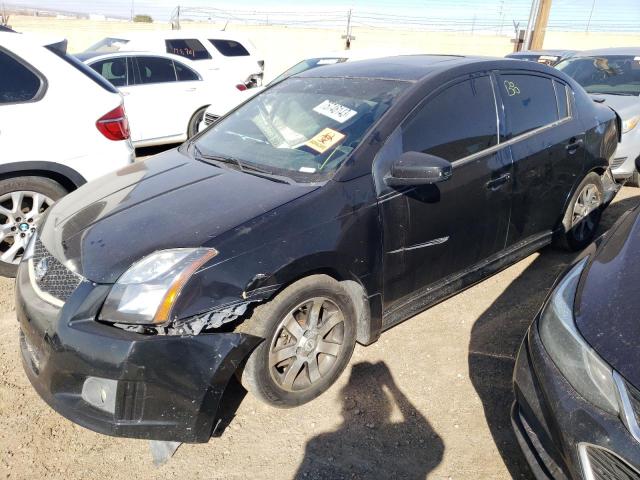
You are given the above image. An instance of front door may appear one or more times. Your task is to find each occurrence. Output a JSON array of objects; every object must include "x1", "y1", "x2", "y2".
[{"x1": 374, "y1": 75, "x2": 512, "y2": 313}]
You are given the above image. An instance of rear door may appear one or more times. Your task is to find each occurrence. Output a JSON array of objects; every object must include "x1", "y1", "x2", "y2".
[
  {"x1": 375, "y1": 74, "x2": 512, "y2": 311},
  {"x1": 496, "y1": 72, "x2": 583, "y2": 246}
]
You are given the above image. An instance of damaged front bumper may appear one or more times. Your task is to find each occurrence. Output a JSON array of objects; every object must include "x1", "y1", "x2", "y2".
[{"x1": 16, "y1": 261, "x2": 260, "y2": 443}]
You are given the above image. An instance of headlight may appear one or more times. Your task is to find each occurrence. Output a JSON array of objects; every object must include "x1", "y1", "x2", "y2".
[
  {"x1": 539, "y1": 257, "x2": 619, "y2": 415},
  {"x1": 622, "y1": 115, "x2": 640, "y2": 134},
  {"x1": 100, "y1": 248, "x2": 217, "y2": 325}
]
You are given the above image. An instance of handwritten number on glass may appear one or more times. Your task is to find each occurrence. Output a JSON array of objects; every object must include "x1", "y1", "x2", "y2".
[{"x1": 504, "y1": 80, "x2": 521, "y2": 97}]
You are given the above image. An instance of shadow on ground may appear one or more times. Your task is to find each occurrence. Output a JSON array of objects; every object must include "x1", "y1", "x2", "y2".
[
  {"x1": 468, "y1": 194, "x2": 640, "y2": 479},
  {"x1": 294, "y1": 362, "x2": 444, "y2": 479}
]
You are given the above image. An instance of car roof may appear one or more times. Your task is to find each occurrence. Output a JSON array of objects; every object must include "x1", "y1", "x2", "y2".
[
  {"x1": 572, "y1": 47, "x2": 640, "y2": 57},
  {"x1": 507, "y1": 49, "x2": 576, "y2": 57},
  {"x1": 75, "y1": 50, "x2": 196, "y2": 63},
  {"x1": 294, "y1": 55, "x2": 551, "y2": 82},
  {"x1": 110, "y1": 30, "x2": 250, "y2": 42}
]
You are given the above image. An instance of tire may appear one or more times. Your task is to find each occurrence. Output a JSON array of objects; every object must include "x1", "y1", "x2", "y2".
[
  {"x1": 0, "y1": 177, "x2": 67, "y2": 277},
  {"x1": 187, "y1": 106, "x2": 208, "y2": 138},
  {"x1": 237, "y1": 275, "x2": 357, "y2": 408},
  {"x1": 627, "y1": 171, "x2": 640, "y2": 188},
  {"x1": 556, "y1": 172, "x2": 604, "y2": 251}
]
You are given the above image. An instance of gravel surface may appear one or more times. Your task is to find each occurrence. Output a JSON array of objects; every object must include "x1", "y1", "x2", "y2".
[{"x1": 1, "y1": 186, "x2": 638, "y2": 480}]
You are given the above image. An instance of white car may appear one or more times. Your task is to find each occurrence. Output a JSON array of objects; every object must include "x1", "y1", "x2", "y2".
[
  {"x1": 198, "y1": 49, "x2": 419, "y2": 131},
  {"x1": 0, "y1": 31, "x2": 134, "y2": 275},
  {"x1": 85, "y1": 30, "x2": 264, "y2": 88},
  {"x1": 78, "y1": 51, "x2": 241, "y2": 147}
]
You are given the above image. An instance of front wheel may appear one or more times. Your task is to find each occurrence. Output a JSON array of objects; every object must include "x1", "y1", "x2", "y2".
[
  {"x1": 238, "y1": 275, "x2": 357, "y2": 408},
  {"x1": 556, "y1": 172, "x2": 604, "y2": 251},
  {"x1": 0, "y1": 177, "x2": 67, "y2": 277}
]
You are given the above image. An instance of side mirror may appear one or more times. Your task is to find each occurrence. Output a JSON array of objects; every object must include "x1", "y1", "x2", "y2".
[{"x1": 384, "y1": 151, "x2": 453, "y2": 187}]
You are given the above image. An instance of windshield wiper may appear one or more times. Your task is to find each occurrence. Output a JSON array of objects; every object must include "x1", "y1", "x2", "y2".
[
  {"x1": 590, "y1": 91, "x2": 636, "y2": 96},
  {"x1": 192, "y1": 144, "x2": 292, "y2": 185}
]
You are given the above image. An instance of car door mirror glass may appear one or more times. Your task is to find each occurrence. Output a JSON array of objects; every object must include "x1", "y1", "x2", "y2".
[{"x1": 384, "y1": 152, "x2": 453, "y2": 187}]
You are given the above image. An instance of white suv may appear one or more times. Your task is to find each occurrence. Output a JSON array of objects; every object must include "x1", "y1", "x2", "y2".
[
  {"x1": 0, "y1": 31, "x2": 134, "y2": 275},
  {"x1": 86, "y1": 31, "x2": 264, "y2": 88}
]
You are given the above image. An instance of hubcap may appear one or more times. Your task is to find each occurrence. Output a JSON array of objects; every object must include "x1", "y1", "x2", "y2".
[
  {"x1": 268, "y1": 297, "x2": 345, "y2": 392},
  {"x1": 0, "y1": 191, "x2": 54, "y2": 265},
  {"x1": 571, "y1": 184, "x2": 601, "y2": 242}
]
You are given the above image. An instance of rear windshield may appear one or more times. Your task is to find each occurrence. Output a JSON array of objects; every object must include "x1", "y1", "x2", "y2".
[
  {"x1": 209, "y1": 39, "x2": 250, "y2": 57},
  {"x1": 557, "y1": 55, "x2": 640, "y2": 96},
  {"x1": 194, "y1": 77, "x2": 408, "y2": 182},
  {"x1": 85, "y1": 37, "x2": 130, "y2": 53},
  {"x1": 46, "y1": 46, "x2": 118, "y2": 93}
]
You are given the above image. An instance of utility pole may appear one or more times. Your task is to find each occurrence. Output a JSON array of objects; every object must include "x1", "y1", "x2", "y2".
[
  {"x1": 530, "y1": 0, "x2": 552, "y2": 50},
  {"x1": 130, "y1": 0, "x2": 134, "y2": 22},
  {"x1": 341, "y1": 9, "x2": 355, "y2": 50},
  {"x1": 586, "y1": 0, "x2": 596, "y2": 33},
  {"x1": 523, "y1": 0, "x2": 539, "y2": 50}
]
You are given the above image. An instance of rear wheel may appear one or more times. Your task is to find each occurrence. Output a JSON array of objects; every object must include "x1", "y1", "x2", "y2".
[
  {"x1": 238, "y1": 275, "x2": 357, "y2": 408},
  {"x1": 0, "y1": 177, "x2": 67, "y2": 277},
  {"x1": 556, "y1": 172, "x2": 604, "y2": 251},
  {"x1": 187, "y1": 106, "x2": 208, "y2": 138}
]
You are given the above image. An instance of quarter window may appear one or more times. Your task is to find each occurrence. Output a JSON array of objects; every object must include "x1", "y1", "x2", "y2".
[
  {"x1": 175, "y1": 61, "x2": 200, "y2": 81},
  {"x1": 209, "y1": 39, "x2": 250, "y2": 57},
  {"x1": 165, "y1": 39, "x2": 211, "y2": 60},
  {"x1": 554, "y1": 80, "x2": 570, "y2": 119},
  {"x1": 0, "y1": 51, "x2": 42, "y2": 104},
  {"x1": 136, "y1": 56, "x2": 177, "y2": 84},
  {"x1": 90, "y1": 58, "x2": 128, "y2": 87},
  {"x1": 500, "y1": 74, "x2": 558, "y2": 137},
  {"x1": 402, "y1": 76, "x2": 498, "y2": 162}
]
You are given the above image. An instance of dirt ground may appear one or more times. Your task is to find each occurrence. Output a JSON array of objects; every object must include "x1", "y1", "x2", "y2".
[{"x1": 1, "y1": 186, "x2": 638, "y2": 480}]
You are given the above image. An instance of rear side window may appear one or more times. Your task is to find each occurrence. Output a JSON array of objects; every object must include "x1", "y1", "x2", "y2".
[
  {"x1": 402, "y1": 76, "x2": 498, "y2": 162},
  {"x1": 90, "y1": 58, "x2": 128, "y2": 87},
  {"x1": 165, "y1": 39, "x2": 211, "y2": 61},
  {"x1": 0, "y1": 50, "x2": 43, "y2": 104},
  {"x1": 500, "y1": 74, "x2": 558, "y2": 137},
  {"x1": 175, "y1": 61, "x2": 200, "y2": 81},
  {"x1": 554, "y1": 80, "x2": 570, "y2": 119},
  {"x1": 136, "y1": 56, "x2": 177, "y2": 84},
  {"x1": 209, "y1": 39, "x2": 250, "y2": 57}
]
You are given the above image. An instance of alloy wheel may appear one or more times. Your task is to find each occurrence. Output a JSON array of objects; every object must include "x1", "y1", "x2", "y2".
[
  {"x1": 268, "y1": 297, "x2": 345, "y2": 392},
  {"x1": 0, "y1": 191, "x2": 54, "y2": 265},
  {"x1": 571, "y1": 184, "x2": 601, "y2": 243}
]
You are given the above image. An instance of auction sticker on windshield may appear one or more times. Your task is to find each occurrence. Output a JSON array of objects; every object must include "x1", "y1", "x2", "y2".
[
  {"x1": 305, "y1": 128, "x2": 345, "y2": 154},
  {"x1": 313, "y1": 100, "x2": 358, "y2": 124}
]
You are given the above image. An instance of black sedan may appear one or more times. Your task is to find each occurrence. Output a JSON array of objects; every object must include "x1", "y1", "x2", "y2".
[
  {"x1": 17, "y1": 55, "x2": 619, "y2": 443},
  {"x1": 506, "y1": 49, "x2": 578, "y2": 66},
  {"x1": 513, "y1": 198, "x2": 640, "y2": 479}
]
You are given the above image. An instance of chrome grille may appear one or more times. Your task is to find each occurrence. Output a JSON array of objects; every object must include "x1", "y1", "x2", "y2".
[
  {"x1": 204, "y1": 113, "x2": 218, "y2": 126},
  {"x1": 582, "y1": 445, "x2": 640, "y2": 480},
  {"x1": 611, "y1": 157, "x2": 627, "y2": 169},
  {"x1": 31, "y1": 237, "x2": 82, "y2": 303}
]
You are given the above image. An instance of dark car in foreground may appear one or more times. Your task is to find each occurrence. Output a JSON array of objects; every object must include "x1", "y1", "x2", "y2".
[
  {"x1": 17, "y1": 55, "x2": 619, "y2": 443},
  {"x1": 506, "y1": 49, "x2": 577, "y2": 66},
  {"x1": 513, "y1": 197, "x2": 640, "y2": 479}
]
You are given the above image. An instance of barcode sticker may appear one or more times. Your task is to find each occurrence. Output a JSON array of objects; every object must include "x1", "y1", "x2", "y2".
[{"x1": 313, "y1": 100, "x2": 358, "y2": 124}]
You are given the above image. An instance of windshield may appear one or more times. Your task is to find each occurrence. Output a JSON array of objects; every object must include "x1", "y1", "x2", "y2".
[
  {"x1": 269, "y1": 58, "x2": 347, "y2": 86},
  {"x1": 194, "y1": 76, "x2": 408, "y2": 182},
  {"x1": 556, "y1": 55, "x2": 640, "y2": 96},
  {"x1": 85, "y1": 37, "x2": 129, "y2": 53}
]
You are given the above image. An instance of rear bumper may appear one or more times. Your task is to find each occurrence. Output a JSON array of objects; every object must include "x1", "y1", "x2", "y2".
[
  {"x1": 16, "y1": 260, "x2": 259, "y2": 443},
  {"x1": 610, "y1": 130, "x2": 640, "y2": 180},
  {"x1": 512, "y1": 322, "x2": 640, "y2": 479}
]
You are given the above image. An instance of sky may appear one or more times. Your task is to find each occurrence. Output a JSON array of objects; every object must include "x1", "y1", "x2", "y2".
[{"x1": 4, "y1": 0, "x2": 640, "y2": 33}]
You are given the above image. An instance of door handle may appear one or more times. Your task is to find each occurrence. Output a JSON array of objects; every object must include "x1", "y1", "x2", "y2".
[
  {"x1": 566, "y1": 138, "x2": 584, "y2": 154},
  {"x1": 486, "y1": 173, "x2": 511, "y2": 190}
]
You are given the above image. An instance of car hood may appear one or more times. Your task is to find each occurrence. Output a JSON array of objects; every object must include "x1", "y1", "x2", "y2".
[
  {"x1": 38, "y1": 148, "x2": 318, "y2": 284},
  {"x1": 589, "y1": 93, "x2": 640, "y2": 120},
  {"x1": 575, "y1": 206, "x2": 640, "y2": 388}
]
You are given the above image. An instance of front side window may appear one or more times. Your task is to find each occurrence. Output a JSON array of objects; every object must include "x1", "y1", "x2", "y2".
[
  {"x1": 136, "y1": 56, "x2": 177, "y2": 84},
  {"x1": 0, "y1": 50, "x2": 42, "y2": 104},
  {"x1": 209, "y1": 39, "x2": 250, "y2": 57},
  {"x1": 402, "y1": 76, "x2": 498, "y2": 162},
  {"x1": 500, "y1": 74, "x2": 558, "y2": 137},
  {"x1": 165, "y1": 39, "x2": 211, "y2": 61},
  {"x1": 194, "y1": 77, "x2": 409, "y2": 182},
  {"x1": 90, "y1": 57, "x2": 128, "y2": 87},
  {"x1": 556, "y1": 55, "x2": 640, "y2": 96}
]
